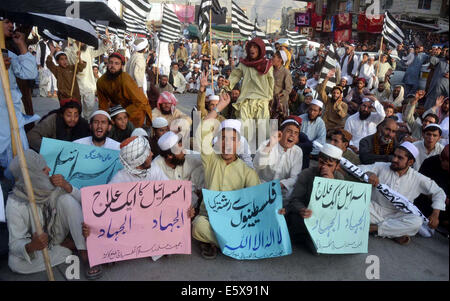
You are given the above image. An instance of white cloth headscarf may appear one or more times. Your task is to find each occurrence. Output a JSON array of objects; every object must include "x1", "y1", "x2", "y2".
[{"x1": 119, "y1": 136, "x2": 151, "y2": 179}]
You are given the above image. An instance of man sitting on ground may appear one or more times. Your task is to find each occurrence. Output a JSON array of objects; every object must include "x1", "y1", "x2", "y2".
[{"x1": 73, "y1": 110, "x2": 120, "y2": 150}]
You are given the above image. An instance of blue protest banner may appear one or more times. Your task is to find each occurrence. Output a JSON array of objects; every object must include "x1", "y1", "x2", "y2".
[
  {"x1": 203, "y1": 181, "x2": 292, "y2": 260},
  {"x1": 304, "y1": 177, "x2": 371, "y2": 254},
  {"x1": 40, "y1": 138, "x2": 123, "y2": 189}
]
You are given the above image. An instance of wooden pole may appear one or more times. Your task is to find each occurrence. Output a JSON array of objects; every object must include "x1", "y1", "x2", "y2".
[
  {"x1": 376, "y1": 36, "x2": 384, "y2": 77},
  {"x1": 0, "y1": 23, "x2": 55, "y2": 281},
  {"x1": 209, "y1": 8, "x2": 214, "y2": 90},
  {"x1": 156, "y1": 42, "x2": 161, "y2": 85},
  {"x1": 70, "y1": 41, "x2": 81, "y2": 98}
]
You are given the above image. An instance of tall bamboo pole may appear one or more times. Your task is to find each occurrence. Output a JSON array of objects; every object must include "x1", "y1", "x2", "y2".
[
  {"x1": 376, "y1": 36, "x2": 384, "y2": 77},
  {"x1": 69, "y1": 41, "x2": 81, "y2": 98},
  {"x1": 0, "y1": 21, "x2": 55, "y2": 281},
  {"x1": 209, "y1": 8, "x2": 214, "y2": 90}
]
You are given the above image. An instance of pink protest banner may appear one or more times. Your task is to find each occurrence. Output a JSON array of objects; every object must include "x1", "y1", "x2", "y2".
[{"x1": 81, "y1": 180, "x2": 192, "y2": 267}]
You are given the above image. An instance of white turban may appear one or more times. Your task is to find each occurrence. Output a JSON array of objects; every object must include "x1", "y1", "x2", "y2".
[{"x1": 119, "y1": 136, "x2": 151, "y2": 178}]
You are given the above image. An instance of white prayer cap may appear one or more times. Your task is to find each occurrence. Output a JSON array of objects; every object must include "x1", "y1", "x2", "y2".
[
  {"x1": 280, "y1": 50, "x2": 288, "y2": 65},
  {"x1": 119, "y1": 136, "x2": 151, "y2": 169},
  {"x1": 208, "y1": 94, "x2": 220, "y2": 101},
  {"x1": 220, "y1": 119, "x2": 241, "y2": 135},
  {"x1": 319, "y1": 143, "x2": 343, "y2": 160},
  {"x1": 213, "y1": 66, "x2": 219, "y2": 71},
  {"x1": 310, "y1": 99, "x2": 323, "y2": 109},
  {"x1": 158, "y1": 131, "x2": 180, "y2": 151},
  {"x1": 54, "y1": 51, "x2": 66, "y2": 59},
  {"x1": 152, "y1": 117, "x2": 169, "y2": 129},
  {"x1": 400, "y1": 141, "x2": 419, "y2": 160},
  {"x1": 131, "y1": 128, "x2": 149, "y2": 137},
  {"x1": 194, "y1": 64, "x2": 201, "y2": 68},
  {"x1": 90, "y1": 110, "x2": 111, "y2": 122},
  {"x1": 424, "y1": 123, "x2": 442, "y2": 131},
  {"x1": 341, "y1": 75, "x2": 350, "y2": 82},
  {"x1": 362, "y1": 98, "x2": 372, "y2": 103},
  {"x1": 134, "y1": 38, "x2": 148, "y2": 52}
]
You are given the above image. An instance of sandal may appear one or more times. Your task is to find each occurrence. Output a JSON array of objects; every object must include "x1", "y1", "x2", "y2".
[
  {"x1": 85, "y1": 265, "x2": 103, "y2": 280},
  {"x1": 393, "y1": 235, "x2": 411, "y2": 246},
  {"x1": 200, "y1": 243, "x2": 217, "y2": 260}
]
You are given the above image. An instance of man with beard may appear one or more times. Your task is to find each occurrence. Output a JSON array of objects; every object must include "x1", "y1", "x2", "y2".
[
  {"x1": 317, "y1": 70, "x2": 348, "y2": 131},
  {"x1": 359, "y1": 118, "x2": 399, "y2": 164},
  {"x1": 96, "y1": 52, "x2": 152, "y2": 128},
  {"x1": 177, "y1": 59, "x2": 190, "y2": 77},
  {"x1": 152, "y1": 91, "x2": 192, "y2": 137},
  {"x1": 387, "y1": 85, "x2": 404, "y2": 108},
  {"x1": 109, "y1": 135, "x2": 167, "y2": 184},
  {"x1": 345, "y1": 97, "x2": 386, "y2": 151},
  {"x1": 73, "y1": 110, "x2": 120, "y2": 150},
  {"x1": 66, "y1": 38, "x2": 111, "y2": 119},
  {"x1": 253, "y1": 116, "x2": 303, "y2": 199},
  {"x1": 153, "y1": 131, "x2": 204, "y2": 208},
  {"x1": 157, "y1": 75, "x2": 175, "y2": 93},
  {"x1": 371, "y1": 81, "x2": 391, "y2": 103},
  {"x1": 169, "y1": 62, "x2": 187, "y2": 94},
  {"x1": 27, "y1": 100, "x2": 90, "y2": 152},
  {"x1": 196, "y1": 74, "x2": 225, "y2": 122},
  {"x1": 360, "y1": 142, "x2": 446, "y2": 245},
  {"x1": 299, "y1": 99, "x2": 326, "y2": 158},
  {"x1": 306, "y1": 71, "x2": 320, "y2": 91}
]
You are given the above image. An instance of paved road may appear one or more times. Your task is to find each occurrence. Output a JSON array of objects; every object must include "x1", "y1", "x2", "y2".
[{"x1": 0, "y1": 93, "x2": 448, "y2": 281}]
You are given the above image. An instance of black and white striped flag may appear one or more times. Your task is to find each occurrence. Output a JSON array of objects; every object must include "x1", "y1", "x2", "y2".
[
  {"x1": 90, "y1": 21, "x2": 126, "y2": 40},
  {"x1": 318, "y1": 44, "x2": 339, "y2": 94},
  {"x1": 119, "y1": 0, "x2": 151, "y2": 36},
  {"x1": 254, "y1": 20, "x2": 273, "y2": 55},
  {"x1": 286, "y1": 30, "x2": 308, "y2": 47},
  {"x1": 159, "y1": 4, "x2": 181, "y2": 43},
  {"x1": 198, "y1": 0, "x2": 227, "y2": 41},
  {"x1": 382, "y1": 11, "x2": 405, "y2": 49},
  {"x1": 231, "y1": 1, "x2": 253, "y2": 38}
]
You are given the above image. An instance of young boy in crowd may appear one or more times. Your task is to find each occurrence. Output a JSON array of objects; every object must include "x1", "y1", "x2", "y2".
[
  {"x1": 46, "y1": 43, "x2": 86, "y2": 105},
  {"x1": 108, "y1": 105, "x2": 135, "y2": 143}
]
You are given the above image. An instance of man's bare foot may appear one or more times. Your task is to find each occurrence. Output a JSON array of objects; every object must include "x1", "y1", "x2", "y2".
[
  {"x1": 369, "y1": 224, "x2": 378, "y2": 234},
  {"x1": 393, "y1": 235, "x2": 411, "y2": 245}
]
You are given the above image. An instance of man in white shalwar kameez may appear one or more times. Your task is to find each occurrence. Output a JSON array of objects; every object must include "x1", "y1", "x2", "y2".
[
  {"x1": 253, "y1": 116, "x2": 303, "y2": 199},
  {"x1": 413, "y1": 124, "x2": 444, "y2": 170},
  {"x1": 360, "y1": 142, "x2": 446, "y2": 244},
  {"x1": 125, "y1": 38, "x2": 148, "y2": 94},
  {"x1": 344, "y1": 97, "x2": 386, "y2": 150},
  {"x1": 152, "y1": 131, "x2": 204, "y2": 207}
]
